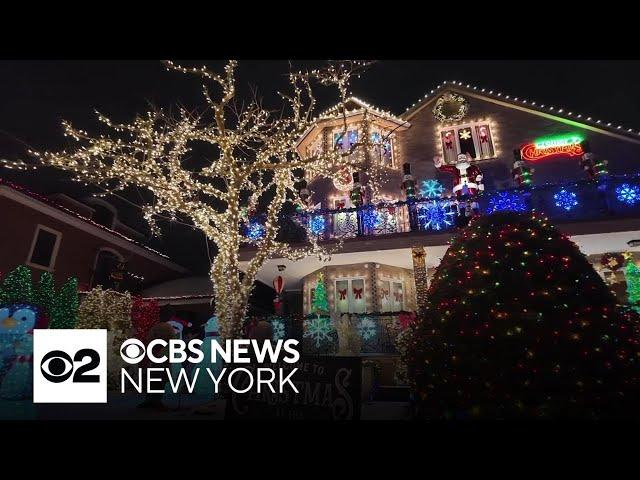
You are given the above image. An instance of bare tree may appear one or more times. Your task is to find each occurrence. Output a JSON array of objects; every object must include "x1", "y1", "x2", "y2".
[{"x1": 4, "y1": 60, "x2": 388, "y2": 339}]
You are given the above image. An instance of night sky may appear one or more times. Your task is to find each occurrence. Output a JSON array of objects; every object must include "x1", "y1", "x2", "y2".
[{"x1": 1, "y1": 60, "x2": 639, "y2": 273}]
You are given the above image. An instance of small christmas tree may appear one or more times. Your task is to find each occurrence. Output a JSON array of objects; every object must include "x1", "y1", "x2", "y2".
[
  {"x1": 34, "y1": 271, "x2": 55, "y2": 317},
  {"x1": 407, "y1": 211, "x2": 640, "y2": 419},
  {"x1": 311, "y1": 272, "x2": 329, "y2": 314},
  {"x1": 0, "y1": 265, "x2": 33, "y2": 305},
  {"x1": 50, "y1": 278, "x2": 79, "y2": 329}
]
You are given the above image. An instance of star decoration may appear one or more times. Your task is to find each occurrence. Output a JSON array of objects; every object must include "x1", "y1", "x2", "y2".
[{"x1": 459, "y1": 129, "x2": 472, "y2": 140}]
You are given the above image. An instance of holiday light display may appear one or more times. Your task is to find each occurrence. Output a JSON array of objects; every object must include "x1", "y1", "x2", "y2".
[
  {"x1": 246, "y1": 221, "x2": 266, "y2": 241},
  {"x1": 624, "y1": 262, "x2": 640, "y2": 310},
  {"x1": 356, "y1": 316, "x2": 377, "y2": 340},
  {"x1": 406, "y1": 211, "x2": 640, "y2": 419},
  {"x1": 5, "y1": 60, "x2": 379, "y2": 339},
  {"x1": 311, "y1": 273, "x2": 329, "y2": 314},
  {"x1": 308, "y1": 215, "x2": 326, "y2": 236},
  {"x1": 554, "y1": 188, "x2": 579, "y2": 211},
  {"x1": 303, "y1": 316, "x2": 335, "y2": 348},
  {"x1": 0, "y1": 266, "x2": 33, "y2": 305},
  {"x1": 616, "y1": 183, "x2": 640, "y2": 205},
  {"x1": 49, "y1": 278, "x2": 79, "y2": 329},
  {"x1": 417, "y1": 201, "x2": 456, "y2": 231},
  {"x1": 419, "y1": 179, "x2": 445, "y2": 199},
  {"x1": 270, "y1": 317, "x2": 286, "y2": 340},
  {"x1": 487, "y1": 191, "x2": 528, "y2": 213}
]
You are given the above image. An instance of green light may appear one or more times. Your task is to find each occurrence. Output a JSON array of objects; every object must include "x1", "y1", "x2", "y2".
[{"x1": 534, "y1": 134, "x2": 583, "y2": 150}]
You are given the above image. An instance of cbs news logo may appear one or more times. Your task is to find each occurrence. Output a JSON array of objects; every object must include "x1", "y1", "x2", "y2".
[{"x1": 33, "y1": 330, "x2": 107, "y2": 403}]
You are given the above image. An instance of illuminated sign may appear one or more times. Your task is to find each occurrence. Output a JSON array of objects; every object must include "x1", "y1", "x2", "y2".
[{"x1": 521, "y1": 134, "x2": 584, "y2": 161}]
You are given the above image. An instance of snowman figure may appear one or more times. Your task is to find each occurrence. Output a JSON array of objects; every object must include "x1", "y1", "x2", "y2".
[
  {"x1": 0, "y1": 304, "x2": 40, "y2": 400},
  {"x1": 195, "y1": 315, "x2": 223, "y2": 397},
  {"x1": 434, "y1": 153, "x2": 484, "y2": 216},
  {"x1": 167, "y1": 316, "x2": 192, "y2": 340}
]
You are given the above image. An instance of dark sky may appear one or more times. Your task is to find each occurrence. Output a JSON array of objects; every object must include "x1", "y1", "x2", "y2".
[
  {"x1": 1, "y1": 60, "x2": 639, "y2": 274},
  {"x1": 1, "y1": 60, "x2": 640, "y2": 157}
]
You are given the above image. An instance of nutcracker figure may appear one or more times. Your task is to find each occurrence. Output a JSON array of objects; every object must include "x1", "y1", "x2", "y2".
[
  {"x1": 512, "y1": 149, "x2": 534, "y2": 186},
  {"x1": 579, "y1": 140, "x2": 608, "y2": 180}
]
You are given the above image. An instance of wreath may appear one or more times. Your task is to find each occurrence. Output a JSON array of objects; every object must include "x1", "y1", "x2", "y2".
[{"x1": 432, "y1": 93, "x2": 469, "y2": 123}]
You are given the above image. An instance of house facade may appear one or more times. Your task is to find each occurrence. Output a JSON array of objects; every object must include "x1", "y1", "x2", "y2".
[
  {"x1": 0, "y1": 178, "x2": 188, "y2": 290},
  {"x1": 240, "y1": 82, "x2": 640, "y2": 319}
]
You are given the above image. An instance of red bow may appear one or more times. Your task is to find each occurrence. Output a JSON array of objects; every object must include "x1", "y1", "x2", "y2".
[
  {"x1": 353, "y1": 288, "x2": 363, "y2": 299},
  {"x1": 336, "y1": 201, "x2": 345, "y2": 209},
  {"x1": 381, "y1": 289, "x2": 389, "y2": 299},
  {"x1": 338, "y1": 289, "x2": 347, "y2": 300},
  {"x1": 445, "y1": 140, "x2": 453, "y2": 149},
  {"x1": 394, "y1": 292, "x2": 403, "y2": 302}
]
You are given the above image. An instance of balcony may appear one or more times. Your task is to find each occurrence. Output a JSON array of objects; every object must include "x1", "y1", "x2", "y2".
[{"x1": 270, "y1": 174, "x2": 640, "y2": 246}]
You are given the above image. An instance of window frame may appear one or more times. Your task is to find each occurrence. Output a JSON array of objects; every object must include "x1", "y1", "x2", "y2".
[
  {"x1": 334, "y1": 276, "x2": 366, "y2": 314},
  {"x1": 439, "y1": 120, "x2": 495, "y2": 161},
  {"x1": 26, "y1": 224, "x2": 63, "y2": 272}
]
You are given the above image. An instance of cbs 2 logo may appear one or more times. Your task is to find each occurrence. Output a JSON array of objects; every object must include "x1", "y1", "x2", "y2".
[{"x1": 40, "y1": 349, "x2": 101, "y2": 383}]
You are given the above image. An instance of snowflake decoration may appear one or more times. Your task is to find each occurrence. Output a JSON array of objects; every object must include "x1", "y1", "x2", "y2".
[
  {"x1": 553, "y1": 188, "x2": 578, "y2": 211},
  {"x1": 303, "y1": 316, "x2": 335, "y2": 347},
  {"x1": 362, "y1": 207, "x2": 380, "y2": 229},
  {"x1": 246, "y1": 221, "x2": 265, "y2": 241},
  {"x1": 420, "y1": 179, "x2": 445, "y2": 199},
  {"x1": 357, "y1": 317, "x2": 377, "y2": 341},
  {"x1": 616, "y1": 183, "x2": 640, "y2": 205},
  {"x1": 417, "y1": 201, "x2": 455, "y2": 231},
  {"x1": 459, "y1": 129, "x2": 472, "y2": 140},
  {"x1": 309, "y1": 215, "x2": 326, "y2": 235},
  {"x1": 487, "y1": 191, "x2": 528, "y2": 213},
  {"x1": 271, "y1": 318, "x2": 286, "y2": 341}
]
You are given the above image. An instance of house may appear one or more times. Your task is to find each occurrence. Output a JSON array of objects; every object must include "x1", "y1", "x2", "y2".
[
  {"x1": 240, "y1": 81, "x2": 640, "y2": 320},
  {"x1": 0, "y1": 178, "x2": 188, "y2": 290}
]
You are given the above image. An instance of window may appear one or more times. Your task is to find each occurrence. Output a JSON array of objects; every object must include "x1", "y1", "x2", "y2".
[
  {"x1": 440, "y1": 121, "x2": 495, "y2": 163},
  {"x1": 335, "y1": 277, "x2": 365, "y2": 314},
  {"x1": 370, "y1": 130, "x2": 394, "y2": 167},
  {"x1": 26, "y1": 225, "x2": 62, "y2": 271},
  {"x1": 380, "y1": 279, "x2": 404, "y2": 312}
]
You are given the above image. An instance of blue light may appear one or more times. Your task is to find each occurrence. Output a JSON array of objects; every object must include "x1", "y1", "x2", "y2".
[
  {"x1": 553, "y1": 188, "x2": 579, "y2": 211},
  {"x1": 362, "y1": 208, "x2": 380, "y2": 229},
  {"x1": 417, "y1": 201, "x2": 455, "y2": 231},
  {"x1": 616, "y1": 183, "x2": 640, "y2": 205},
  {"x1": 419, "y1": 179, "x2": 445, "y2": 199},
  {"x1": 487, "y1": 191, "x2": 528, "y2": 213},
  {"x1": 246, "y1": 221, "x2": 265, "y2": 241},
  {"x1": 309, "y1": 215, "x2": 326, "y2": 235}
]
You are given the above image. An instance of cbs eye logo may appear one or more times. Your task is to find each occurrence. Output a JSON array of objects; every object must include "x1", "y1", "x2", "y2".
[
  {"x1": 33, "y1": 329, "x2": 107, "y2": 403},
  {"x1": 119, "y1": 339, "x2": 146, "y2": 364},
  {"x1": 40, "y1": 349, "x2": 101, "y2": 383}
]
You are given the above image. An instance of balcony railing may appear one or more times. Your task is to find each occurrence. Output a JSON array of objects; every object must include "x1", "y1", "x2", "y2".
[{"x1": 272, "y1": 174, "x2": 640, "y2": 243}]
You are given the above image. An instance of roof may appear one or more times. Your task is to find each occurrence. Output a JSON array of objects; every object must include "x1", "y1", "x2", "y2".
[
  {"x1": 401, "y1": 80, "x2": 640, "y2": 144},
  {"x1": 297, "y1": 96, "x2": 410, "y2": 152},
  {"x1": 316, "y1": 96, "x2": 408, "y2": 125},
  {"x1": 0, "y1": 177, "x2": 188, "y2": 273}
]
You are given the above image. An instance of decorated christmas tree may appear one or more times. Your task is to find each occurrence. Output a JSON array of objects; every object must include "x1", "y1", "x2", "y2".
[
  {"x1": 0, "y1": 265, "x2": 33, "y2": 305},
  {"x1": 406, "y1": 211, "x2": 640, "y2": 419},
  {"x1": 50, "y1": 278, "x2": 79, "y2": 329},
  {"x1": 311, "y1": 272, "x2": 329, "y2": 314}
]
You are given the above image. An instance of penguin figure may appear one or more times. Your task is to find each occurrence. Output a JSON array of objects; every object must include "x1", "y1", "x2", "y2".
[
  {"x1": 0, "y1": 304, "x2": 41, "y2": 400},
  {"x1": 195, "y1": 316, "x2": 223, "y2": 397}
]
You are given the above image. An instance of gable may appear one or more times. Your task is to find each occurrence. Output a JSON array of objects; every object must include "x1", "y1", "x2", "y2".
[{"x1": 397, "y1": 85, "x2": 640, "y2": 191}]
